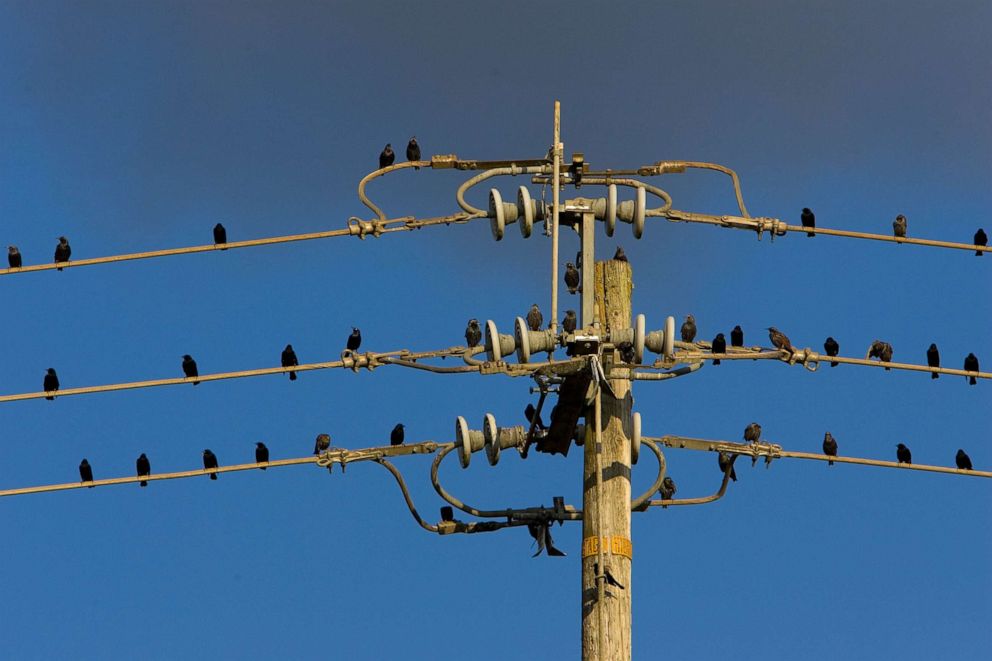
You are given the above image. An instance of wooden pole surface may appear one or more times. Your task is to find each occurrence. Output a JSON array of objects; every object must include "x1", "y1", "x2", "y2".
[{"x1": 582, "y1": 258, "x2": 633, "y2": 660}]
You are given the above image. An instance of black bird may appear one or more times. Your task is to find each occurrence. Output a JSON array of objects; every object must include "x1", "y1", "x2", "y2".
[
  {"x1": 879, "y1": 342, "x2": 893, "y2": 369},
  {"x1": 7, "y1": 245, "x2": 21, "y2": 268},
  {"x1": 346, "y1": 327, "x2": 362, "y2": 352},
  {"x1": 255, "y1": 442, "x2": 269, "y2": 468},
  {"x1": 575, "y1": 250, "x2": 582, "y2": 269},
  {"x1": 281, "y1": 344, "x2": 299, "y2": 380},
  {"x1": 823, "y1": 432, "x2": 838, "y2": 466},
  {"x1": 524, "y1": 403, "x2": 546, "y2": 431},
  {"x1": 313, "y1": 433, "x2": 331, "y2": 455},
  {"x1": 390, "y1": 423, "x2": 405, "y2": 446},
  {"x1": 54, "y1": 236, "x2": 71, "y2": 270},
  {"x1": 526, "y1": 304, "x2": 543, "y2": 332},
  {"x1": 718, "y1": 451, "x2": 738, "y2": 481},
  {"x1": 439, "y1": 506, "x2": 455, "y2": 522},
  {"x1": 617, "y1": 341, "x2": 635, "y2": 364},
  {"x1": 527, "y1": 520, "x2": 566, "y2": 557},
  {"x1": 730, "y1": 325, "x2": 744, "y2": 347},
  {"x1": 203, "y1": 449, "x2": 219, "y2": 479},
  {"x1": 43, "y1": 368, "x2": 59, "y2": 400},
  {"x1": 136, "y1": 453, "x2": 151, "y2": 487},
  {"x1": 213, "y1": 223, "x2": 227, "y2": 248},
  {"x1": 562, "y1": 310, "x2": 577, "y2": 334},
  {"x1": 711, "y1": 333, "x2": 726, "y2": 365},
  {"x1": 465, "y1": 319, "x2": 481, "y2": 347},
  {"x1": 975, "y1": 228, "x2": 987, "y2": 256},
  {"x1": 79, "y1": 459, "x2": 94, "y2": 486},
  {"x1": 680, "y1": 315, "x2": 697, "y2": 343},
  {"x1": 893, "y1": 214, "x2": 907, "y2": 238},
  {"x1": 744, "y1": 422, "x2": 762, "y2": 444},
  {"x1": 659, "y1": 476, "x2": 676, "y2": 508},
  {"x1": 406, "y1": 137, "x2": 421, "y2": 168},
  {"x1": 612, "y1": 246, "x2": 628, "y2": 262},
  {"x1": 896, "y1": 443, "x2": 912, "y2": 464},
  {"x1": 867, "y1": 340, "x2": 893, "y2": 370},
  {"x1": 964, "y1": 353, "x2": 979, "y2": 385},
  {"x1": 801, "y1": 207, "x2": 815, "y2": 237},
  {"x1": 564, "y1": 262, "x2": 580, "y2": 294},
  {"x1": 824, "y1": 336, "x2": 840, "y2": 367},
  {"x1": 767, "y1": 327, "x2": 794, "y2": 354},
  {"x1": 379, "y1": 144, "x2": 394, "y2": 169},
  {"x1": 595, "y1": 563, "x2": 625, "y2": 590},
  {"x1": 926, "y1": 343, "x2": 940, "y2": 379},
  {"x1": 956, "y1": 449, "x2": 973, "y2": 471},
  {"x1": 182, "y1": 354, "x2": 199, "y2": 384}
]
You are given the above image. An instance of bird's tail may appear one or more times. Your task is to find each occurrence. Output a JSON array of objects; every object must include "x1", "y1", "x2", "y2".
[
  {"x1": 977, "y1": 249, "x2": 983, "y2": 257},
  {"x1": 260, "y1": 466, "x2": 267, "y2": 471},
  {"x1": 970, "y1": 376, "x2": 977, "y2": 385},
  {"x1": 730, "y1": 468, "x2": 737, "y2": 482},
  {"x1": 932, "y1": 372, "x2": 939, "y2": 380},
  {"x1": 828, "y1": 459, "x2": 834, "y2": 466},
  {"x1": 807, "y1": 231, "x2": 814, "y2": 237},
  {"x1": 46, "y1": 395, "x2": 54, "y2": 401},
  {"x1": 713, "y1": 358, "x2": 721, "y2": 365},
  {"x1": 830, "y1": 361, "x2": 838, "y2": 367},
  {"x1": 140, "y1": 480, "x2": 147, "y2": 487},
  {"x1": 210, "y1": 473, "x2": 217, "y2": 480},
  {"x1": 289, "y1": 372, "x2": 297, "y2": 381}
]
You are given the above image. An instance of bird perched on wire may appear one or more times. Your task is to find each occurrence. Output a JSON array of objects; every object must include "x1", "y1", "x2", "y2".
[
  {"x1": 823, "y1": 432, "x2": 838, "y2": 466},
  {"x1": 680, "y1": 315, "x2": 697, "y2": 343},
  {"x1": 767, "y1": 327, "x2": 794, "y2": 355},
  {"x1": 617, "y1": 341, "x2": 635, "y2": 364},
  {"x1": 346, "y1": 327, "x2": 362, "y2": 352},
  {"x1": 255, "y1": 442, "x2": 269, "y2": 468},
  {"x1": 801, "y1": 207, "x2": 815, "y2": 237},
  {"x1": 562, "y1": 310, "x2": 577, "y2": 334},
  {"x1": 730, "y1": 325, "x2": 744, "y2": 348},
  {"x1": 744, "y1": 422, "x2": 762, "y2": 444},
  {"x1": 136, "y1": 453, "x2": 151, "y2": 487},
  {"x1": 7, "y1": 245, "x2": 21, "y2": 268},
  {"x1": 893, "y1": 214, "x2": 907, "y2": 238},
  {"x1": 43, "y1": 368, "x2": 59, "y2": 400},
  {"x1": 524, "y1": 403, "x2": 546, "y2": 431},
  {"x1": 867, "y1": 340, "x2": 893, "y2": 370},
  {"x1": 564, "y1": 262, "x2": 580, "y2": 294},
  {"x1": 963, "y1": 353, "x2": 979, "y2": 385},
  {"x1": 406, "y1": 137, "x2": 421, "y2": 168},
  {"x1": 182, "y1": 354, "x2": 199, "y2": 384},
  {"x1": 79, "y1": 459, "x2": 94, "y2": 486},
  {"x1": 313, "y1": 433, "x2": 331, "y2": 455},
  {"x1": 390, "y1": 423, "x2": 405, "y2": 446},
  {"x1": 896, "y1": 443, "x2": 912, "y2": 464},
  {"x1": 203, "y1": 449, "x2": 219, "y2": 479},
  {"x1": 659, "y1": 476, "x2": 676, "y2": 508},
  {"x1": 281, "y1": 344, "x2": 299, "y2": 380},
  {"x1": 975, "y1": 228, "x2": 987, "y2": 256},
  {"x1": 711, "y1": 333, "x2": 726, "y2": 365},
  {"x1": 464, "y1": 319, "x2": 481, "y2": 347},
  {"x1": 526, "y1": 304, "x2": 543, "y2": 332},
  {"x1": 823, "y1": 337, "x2": 840, "y2": 367},
  {"x1": 213, "y1": 223, "x2": 227, "y2": 248},
  {"x1": 718, "y1": 451, "x2": 738, "y2": 481},
  {"x1": 54, "y1": 236, "x2": 71, "y2": 270},
  {"x1": 955, "y1": 449, "x2": 972, "y2": 471},
  {"x1": 926, "y1": 343, "x2": 940, "y2": 379},
  {"x1": 528, "y1": 519, "x2": 566, "y2": 557},
  {"x1": 612, "y1": 246, "x2": 628, "y2": 262},
  {"x1": 378, "y1": 144, "x2": 394, "y2": 169}
]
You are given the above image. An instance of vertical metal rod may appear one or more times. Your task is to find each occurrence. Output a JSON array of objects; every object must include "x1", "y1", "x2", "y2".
[
  {"x1": 580, "y1": 211, "x2": 596, "y2": 328},
  {"x1": 551, "y1": 100, "x2": 561, "y2": 332}
]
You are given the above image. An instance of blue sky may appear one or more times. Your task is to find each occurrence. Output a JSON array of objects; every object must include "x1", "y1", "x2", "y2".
[{"x1": 1, "y1": 2, "x2": 989, "y2": 659}]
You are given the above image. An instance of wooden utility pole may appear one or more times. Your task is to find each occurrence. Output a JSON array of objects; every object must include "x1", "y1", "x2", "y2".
[{"x1": 581, "y1": 258, "x2": 633, "y2": 661}]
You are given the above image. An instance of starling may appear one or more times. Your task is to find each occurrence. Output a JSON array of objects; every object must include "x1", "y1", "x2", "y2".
[
  {"x1": 822, "y1": 432, "x2": 838, "y2": 466},
  {"x1": 7, "y1": 245, "x2": 21, "y2": 268},
  {"x1": 346, "y1": 327, "x2": 362, "y2": 352},
  {"x1": 955, "y1": 449, "x2": 973, "y2": 471},
  {"x1": 879, "y1": 342, "x2": 893, "y2": 370},
  {"x1": 313, "y1": 433, "x2": 331, "y2": 455},
  {"x1": 390, "y1": 423, "x2": 405, "y2": 446},
  {"x1": 963, "y1": 353, "x2": 979, "y2": 385},
  {"x1": 136, "y1": 453, "x2": 151, "y2": 487},
  {"x1": 524, "y1": 403, "x2": 546, "y2": 430},
  {"x1": 54, "y1": 236, "x2": 71, "y2": 270},
  {"x1": 612, "y1": 246, "x2": 628, "y2": 262},
  {"x1": 711, "y1": 333, "x2": 726, "y2": 365},
  {"x1": 213, "y1": 223, "x2": 227, "y2": 248},
  {"x1": 562, "y1": 310, "x2": 577, "y2": 334},
  {"x1": 743, "y1": 422, "x2": 761, "y2": 444},
  {"x1": 255, "y1": 442, "x2": 269, "y2": 468},
  {"x1": 975, "y1": 228, "x2": 987, "y2": 256},
  {"x1": 379, "y1": 144, "x2": 395, "y2": 169},
  {"x1": 893, "y1": 214, "x2": 907, "y2": 238},
  {"x1": 767, "y1": 326, "x2": 794, "y2": 354},
  {"x1": 526, "y1": 304, "x2": 543, "y2": 332},
  {"x1": 926, "y1": 343, "x2": 940, "y2": 379},
  {"x1": 281, "y1": 344, "x2": 299, "y2": 380},
  {"x1": 823, "y1": 336, "x2": 840, "y2": 367},
  {"x1": 79, "y1": 459, "x2": 94, "y2": 486},
  {"x1": 203, "y1": 449, "x2": 219, "y2": 479},
  {"x1": 801, "y1": 207, "x2": 815, "y2": 237},
  {"x1": 528, "y1": 520, "x2": 566, "y2": 557},
  {"x1": 659, "y1": 476, "x2": 676, "y2": 508},
  {"x1": 43, "y1": 368, "x2": 59, "y2": 400},
  {"x1": 867, "y1": 340, "x2": 893, "y2": 370},
  {"x1": 595, "y1": 563, "x2": 625, "y2": 590},
  {"x1": 617, "y1": 341, "x2": 635, "y2": 364},
  {"x1": 465, "y1": 319, "x2": 482, "y2": 347},
  {"x1": 730, "y1": 325, "x2": 744, "y2": 347},
  {"x1": 406, "y1": 137, "x2": 421, "y2": 169},
  {"x1": 680, "y1": 315, "x2": 697, "y2": 343},
  {"x1": 564, "y1": 262, "x2": 580, "y2": 294},
  {"x1": 182, "y1": 354, "x2": 199, "y2": 384},
  {"x1": 718, "y1": 451, "x2": 738, "y2": 481},
  {"x1": 896, "y1": 443, "x2": 911, "y2": 464}
]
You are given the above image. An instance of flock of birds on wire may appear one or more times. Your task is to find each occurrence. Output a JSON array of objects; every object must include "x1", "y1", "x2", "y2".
[{"x1": 798, "y1": 207, "x2": 986, "y2": 253}]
